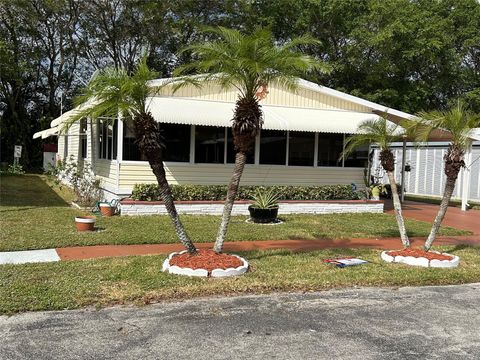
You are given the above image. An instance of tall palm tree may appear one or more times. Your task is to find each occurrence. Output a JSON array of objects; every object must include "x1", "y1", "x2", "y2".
[
  {"x1": 342, "y1": 118, "x2": 410, "y2": 248},
  {"x1": 174, "y1": 27, "x2": 326, "y2": 253},
  {"x1": 66, "y1": 58, "x2": 197, "y2": 254},
  {"x1": 413, "y1": 102, "x2": 480, "y2": 250}
]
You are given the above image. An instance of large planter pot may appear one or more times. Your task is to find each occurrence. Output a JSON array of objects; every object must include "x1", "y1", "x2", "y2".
[
  {"x1": 248, "y1": 205, "x2": 279, "y2": 223},
  {"x1": 75, "y1": 216, "x2": 96, "y2": 232},
  {"x1": 99, "y1": 203, "x2": 115, "y2": 217}
]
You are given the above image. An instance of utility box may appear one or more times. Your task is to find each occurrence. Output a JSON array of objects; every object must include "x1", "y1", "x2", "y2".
[{"x1": 43, "y1": 143, "x2": 58, "y2": 170}]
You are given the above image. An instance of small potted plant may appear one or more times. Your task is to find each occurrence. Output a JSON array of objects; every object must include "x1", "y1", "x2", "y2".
[{"x1": 248, "y1": 188, "x2": 280, "y2": 223}]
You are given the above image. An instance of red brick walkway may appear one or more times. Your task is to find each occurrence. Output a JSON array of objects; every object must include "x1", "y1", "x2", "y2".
[
  {"x1": 56, "y1": 235, "x2": 478, "y2": 261},
  {"x1": 55, "y1": 201, "x2": 479, "y2": 261},
  {"x1": 385, "y1": 200, "x2": 480, "y2": 235}
]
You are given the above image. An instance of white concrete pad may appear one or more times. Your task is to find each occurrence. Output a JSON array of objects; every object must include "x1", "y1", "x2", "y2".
[{"x1": 0, "y1": 249, "x2": 60, "y2": 265}]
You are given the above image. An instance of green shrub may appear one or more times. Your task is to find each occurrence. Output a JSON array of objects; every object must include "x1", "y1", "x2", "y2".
[
  {"x1": 131, "y1": 183, "x2": 358, "y2": 201},
  {"x1": 0, "y1": 163, "x2": 25, "y2": 175}
]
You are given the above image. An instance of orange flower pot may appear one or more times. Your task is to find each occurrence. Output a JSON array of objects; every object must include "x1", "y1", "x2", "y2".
[
  {"x1": 75, "y1": 216, "x2": 96, "y2": 231},
  {"x1": 99, "y1": 203, "x2": 115, "y2": 217}
]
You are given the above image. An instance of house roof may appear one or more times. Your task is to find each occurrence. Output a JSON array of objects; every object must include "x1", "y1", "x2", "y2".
[
  {"x1": 35, "y1": 76, "x2": 477, "y2": 141},
  {"x1": 145, "y1": 76, "x2": 411, "y2": 134}
]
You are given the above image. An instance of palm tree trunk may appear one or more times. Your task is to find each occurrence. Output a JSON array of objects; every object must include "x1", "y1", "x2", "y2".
[
  {"x1": 147, "y1": 158, "x2": 197, "y2": 254},
  {"x1": 134, "y1": 113, "x2": 196, "y2": 254},
  {"x1": 386, "y1": 171, "x2": 410, "y2": 248},
  {"x1": 424, "y1": 177, "x2": 456, "y2": 251},
  {"x1": 424, "y1": 144, "x2": 464, "y2": 251},
  {"x1": 213, "y1": 151, "x2": 247, "y2": 253}
]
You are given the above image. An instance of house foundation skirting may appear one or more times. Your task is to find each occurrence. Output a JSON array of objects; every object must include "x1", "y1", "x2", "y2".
[{"x1": 119, "y1": 200, "x2": 384, "y2": 216}]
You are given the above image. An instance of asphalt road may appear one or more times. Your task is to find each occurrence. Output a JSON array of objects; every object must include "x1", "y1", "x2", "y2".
[{"x1": 1, "y1": 284, "x2": 479, "y2": 360}]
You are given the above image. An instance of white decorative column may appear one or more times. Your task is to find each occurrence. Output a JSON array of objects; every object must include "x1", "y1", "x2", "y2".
[
  {"x1": 461, "y1": 140, "x2": 473, "y2": 211},
  {"x1": 116, "y1": 115, "x2": 123, "y2": 194}
]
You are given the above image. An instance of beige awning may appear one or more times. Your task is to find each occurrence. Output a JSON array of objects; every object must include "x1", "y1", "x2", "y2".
[
  {"x1": 50, "y1": 98, "x2": 99, "y2": 127},
  {"x1": 147, "y1": 97, "x2": 381, "y2": 134},
  {"x1": 33, "y1": 126, "x2": 60, "y2": 139}
]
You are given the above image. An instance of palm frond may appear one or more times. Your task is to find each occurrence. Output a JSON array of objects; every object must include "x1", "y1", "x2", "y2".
[
  {"x1": 413, "y1": 101, "x2": 480, "y2": 150},
  {"x1": 61, "y1": 56, "x2": 159, "y2": 132},
  {"x1": 341, "y1": 118, "x2": 405, "y2": 160},
  {"x1": 174, "y1": 26, "x2": 325, "y2": 99}
]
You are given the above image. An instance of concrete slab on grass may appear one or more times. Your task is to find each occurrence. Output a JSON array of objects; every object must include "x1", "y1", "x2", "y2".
[{"x1": 0, "y1": 249, "x2": 60, "y2": 265}]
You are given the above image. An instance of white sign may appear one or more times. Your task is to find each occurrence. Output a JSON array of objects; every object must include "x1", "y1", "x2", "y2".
[{"x1": 14, "y1": 145, "x2": 22, "y2": 158}]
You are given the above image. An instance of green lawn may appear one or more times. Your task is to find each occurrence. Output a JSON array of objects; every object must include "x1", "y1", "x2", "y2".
[
  {"x1": 0, "y1": 174, "x2": 479, "y2": 314},
  {"x1": 0, "y1": 174, "x2": 470, "y2": 251},
  {"x1": 1, "y1": 246, "x2": 479, "y2": 314}
]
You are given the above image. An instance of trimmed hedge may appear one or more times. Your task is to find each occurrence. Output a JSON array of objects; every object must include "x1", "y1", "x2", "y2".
[{"x1": 131, "y1": 184, "x2": 359, "y2": 201}]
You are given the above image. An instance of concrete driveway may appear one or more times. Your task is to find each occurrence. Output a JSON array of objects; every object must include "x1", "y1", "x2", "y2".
[{"x1": 1, "y1": 284, "x2": 479, "y2": 360}]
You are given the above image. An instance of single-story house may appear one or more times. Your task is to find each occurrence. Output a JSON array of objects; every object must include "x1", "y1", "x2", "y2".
[{"x1": 35, "y1": 77, "x2": 450, "y2": 203}]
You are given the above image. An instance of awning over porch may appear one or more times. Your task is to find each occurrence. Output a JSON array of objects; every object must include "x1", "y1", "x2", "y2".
[
  {"x1": 147, "y1": 97, "x2": 381, "y2": 134},
  {"x1": 33, "y1": 126, "x2": 61, "y2": 139}
]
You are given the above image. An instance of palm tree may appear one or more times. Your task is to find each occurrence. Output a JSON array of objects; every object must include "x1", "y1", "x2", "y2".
[
  {"x1": 174, "y1": 27, "x2": 326, "y2": 253},
  {"x1": 342, "y1": 118, "x2": 410, "y2": 248},
  {"x1": 413, "y1": 102, "x2": 480, "y2": 250},
  {"x1": 66, "y1": 58, "x2": 197, "y2": 254}
]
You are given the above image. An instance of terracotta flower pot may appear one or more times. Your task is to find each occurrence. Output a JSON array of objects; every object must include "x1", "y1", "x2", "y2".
[
  {"x1": 75, "y1": 216, "x2": 96, "y2": 232},
  {"x1": 99, "y1": 203, "x2": 115, "y2": 217}
]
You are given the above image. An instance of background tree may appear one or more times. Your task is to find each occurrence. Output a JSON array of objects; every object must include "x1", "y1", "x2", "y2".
[
  {"x1": 252, "y1": 0, "x2": 480, "y2": 114},
  {"x1": 175, "y1": 27, "x2": 325, "y2": 253},
  {"x1": 2, "y1": 0, "x2": 479, "y2": 169},
  {"x1": 343, "y1": 118, "x2": 410, "y2": 248},
  {"x1": 68, "y1": 59, "x2": 197, "y2": 254},
  {"x1": 413, "y1": 103, "x2": 480, "y2": 250},
  {"x1": 1, "y1": 0, "x2": 83, "y2": 166}
]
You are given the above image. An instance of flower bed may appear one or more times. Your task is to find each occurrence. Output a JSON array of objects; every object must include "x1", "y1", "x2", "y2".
[
  {"x1": 381, "y1": 248, "x2": 459, "y2": 268},
  {"x1": 162, "y1": 250, "x2": 249, "y2": 277}
]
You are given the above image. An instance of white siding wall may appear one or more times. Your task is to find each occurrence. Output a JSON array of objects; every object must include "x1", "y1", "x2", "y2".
[
  {"x1": 372, "y1": 146, "x2": 480, "y2": 201},
  {"x1": 67, "y1": 122, "x2": 80, "y2": 161},
  {"x1": 94, "y1": 159, "x2": 118, "y2": 192},
  {"x1": 57, "y1": 134, "x2": 65, "y2": 161}
]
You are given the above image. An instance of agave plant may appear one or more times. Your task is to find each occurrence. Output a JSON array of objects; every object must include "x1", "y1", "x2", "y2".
[{"x1": 251, "y1": 188, "x2": 280, "y2": 209}]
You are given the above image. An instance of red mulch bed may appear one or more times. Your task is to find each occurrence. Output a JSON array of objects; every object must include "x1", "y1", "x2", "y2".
[
  {"x1": 387, "y1": 248, "x2": 453, "y2": 261},
  {"x1": 169, "y1": 249, "x2": 243, "y2": 272}
]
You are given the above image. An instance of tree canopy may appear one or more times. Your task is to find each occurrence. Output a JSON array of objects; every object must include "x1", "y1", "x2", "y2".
[{"x1": 1, "y1": 0, "x2": 479, "y2": 168}]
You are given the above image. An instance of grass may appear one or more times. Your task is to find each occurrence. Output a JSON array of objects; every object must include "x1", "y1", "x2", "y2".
[
  {"x1": 0, "y1": 175, "x2": 470, "y2": 251},
  {"x1": 1, "y1": 245, "x2": 479, "y2": 314},
  {"x1": 0, "y1": 174, "x2": 479, "y2": 314}
]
